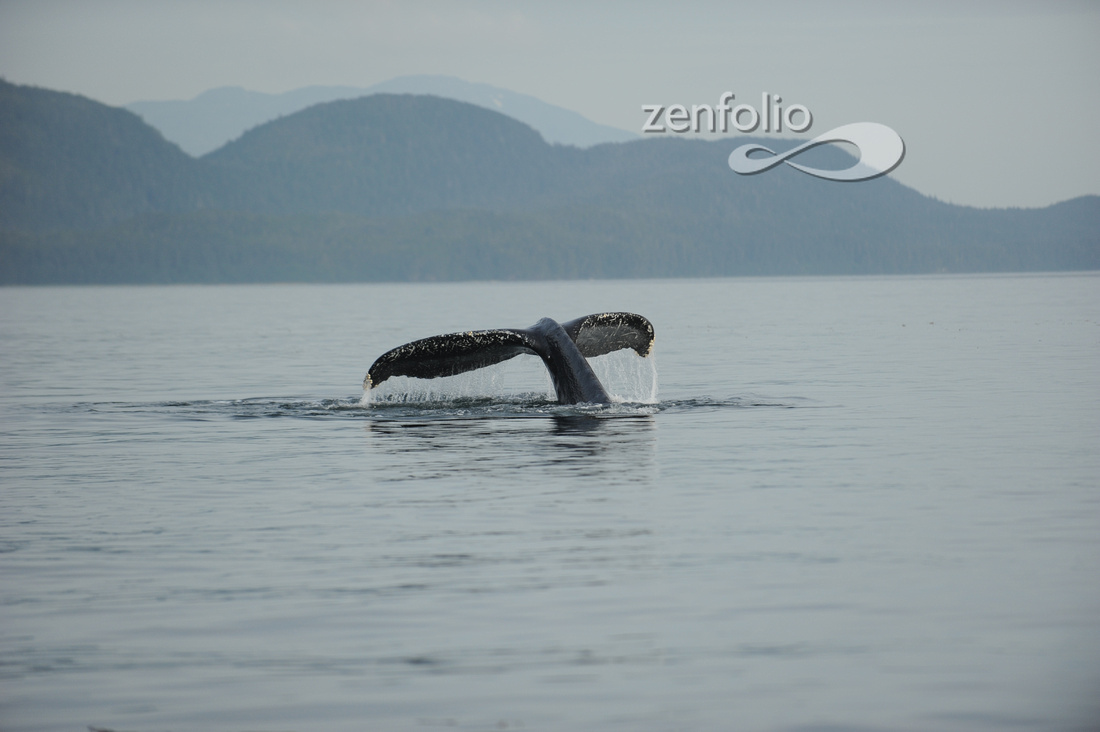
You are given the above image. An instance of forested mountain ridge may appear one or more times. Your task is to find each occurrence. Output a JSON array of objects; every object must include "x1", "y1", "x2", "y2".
[
  {"x1": 0, "y1": 80, "x2": 207, "y2": 231},
  {"x1": 200, "y1": 93, "x2": 577, "y2": 217},
  {"x1": 125, "y1": 75, "x2": 639, "y2": 156},
  {"x1": 1, "y1": 79, "x2": 1097, "y2": 284}
]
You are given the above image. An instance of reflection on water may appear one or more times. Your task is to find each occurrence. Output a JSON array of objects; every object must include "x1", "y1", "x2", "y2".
[{"x1": 362, "y1": 413, "x2": 658, "y2": 486}]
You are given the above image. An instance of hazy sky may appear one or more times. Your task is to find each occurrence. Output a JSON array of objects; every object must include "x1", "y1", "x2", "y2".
[{"x1": 1, "y1": 0, "x2": 1097, "y2": 208}]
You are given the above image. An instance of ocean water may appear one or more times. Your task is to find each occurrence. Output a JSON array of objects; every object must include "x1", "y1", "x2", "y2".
[{"x1": 1, "y1": 274, "x2": 1098, "y2": 732}]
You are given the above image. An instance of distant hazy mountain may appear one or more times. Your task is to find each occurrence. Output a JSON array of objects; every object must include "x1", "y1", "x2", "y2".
[
  {"x1": 126, "y1": 75, "x2": 638, "y2": 156},
  {"x1": 361, "y1": 76, "x2": 639, "y2": 149},
  {"x1": 126, "y1": 85, "x2": 368, "y2": 159},
  {"x1": 3, "y1": 79, "x2": 1097, "y2": 285}
]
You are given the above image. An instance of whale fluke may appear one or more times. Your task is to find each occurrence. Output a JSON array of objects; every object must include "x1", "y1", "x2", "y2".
[
  {"x1": 365, "y1": 312, "x2": 654, "y2": 404},
  {"x1": 560, "y1": 312, "x2": 655, "y2": 359}
]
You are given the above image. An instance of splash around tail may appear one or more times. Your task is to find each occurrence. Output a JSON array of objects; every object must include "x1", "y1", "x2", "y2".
[{"x1": 364, "y1": 312, "x2": 655, "y2": 405}]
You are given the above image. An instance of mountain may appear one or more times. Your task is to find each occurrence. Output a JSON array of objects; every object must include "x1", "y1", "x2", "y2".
[
  {"x1": 1, "y1": 79, "x2": 1097, "y2": 284},
  {"x1": 126, "y1": 75, "x2": 638, "y2": 157},
  {"x1": 361, "y1": 76, "x2": 638, "y2": 149},
  {"x1": 0, "y1": 80, "x2": 206, "y2": 230},
  {"x1": 200, "y1": 94, "x2": 574, "y2": 217},
  {"x1": 126, "y1": 85, "x2": 368, "y2": 159}
]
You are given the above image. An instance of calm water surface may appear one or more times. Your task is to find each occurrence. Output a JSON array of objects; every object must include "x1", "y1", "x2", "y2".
[{"x1": 1, "y1": 275, "x2": 1098, "y2": 731}]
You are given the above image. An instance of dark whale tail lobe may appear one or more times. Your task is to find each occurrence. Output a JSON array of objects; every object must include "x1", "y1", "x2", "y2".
[{"x1": 365, "y1": 312, "x2": 654, "y2": 404}]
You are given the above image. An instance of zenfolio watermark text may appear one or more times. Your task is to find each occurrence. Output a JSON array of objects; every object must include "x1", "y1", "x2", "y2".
[{"x1": 642, "y1": 92, "x2": 811, "y2": 135}]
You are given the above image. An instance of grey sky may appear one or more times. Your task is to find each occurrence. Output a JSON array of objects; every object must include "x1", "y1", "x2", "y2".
[{"x1": 1, "y1": 0, "x2": 1097, "y2": 208}]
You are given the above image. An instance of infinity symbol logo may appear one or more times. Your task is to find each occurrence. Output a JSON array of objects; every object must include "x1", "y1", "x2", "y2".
[{"x1": 728, "y1": 122, "x2": 905, "y2": 182}]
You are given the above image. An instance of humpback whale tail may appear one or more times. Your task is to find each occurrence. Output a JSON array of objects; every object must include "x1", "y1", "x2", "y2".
[{"x1": 364, "y1": 312, "x2": 655, "y2": 404}]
